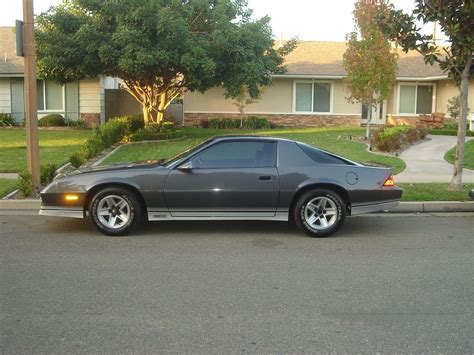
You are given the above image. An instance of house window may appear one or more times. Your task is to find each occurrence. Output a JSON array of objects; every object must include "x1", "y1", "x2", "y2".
[
  {"x1": 398, "y1": 84, "x2": 433, "y2": 114},
  {"x1": 37, "y1": 80, "x2": 64, "y2": 111},
  {"x1": 294, "y1": 81, "x2": 331, "y2": 113}
]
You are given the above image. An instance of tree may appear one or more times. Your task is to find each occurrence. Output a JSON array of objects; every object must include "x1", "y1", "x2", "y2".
[
  {"x1": 343, "y1": 0, "x2": 398, "y2": 140},
  {"x1": 36, "y1": 0, "x2": 295, "y2": 125},
  {"x1": 447, "y1": 95, "x2": 469, "y2": 120},
  {"x1": 376, "y1": 0, "x2": 473, "y2": 191},
  {"x1": 232, "y1": 85, "x2": 260, "y2": 128}
]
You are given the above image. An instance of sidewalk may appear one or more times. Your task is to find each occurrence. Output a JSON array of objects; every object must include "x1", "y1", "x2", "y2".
[
  {"x1": 396, "y1": 135, "x2": 474, "y2": 183},
  {"x1": 0, "y1": 173, "x2": 18, "y2": 179}
]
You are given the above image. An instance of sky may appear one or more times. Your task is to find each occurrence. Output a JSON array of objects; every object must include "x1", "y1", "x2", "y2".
[{"x1": 0, "y1": 0, "x2": 445, "y2": 42}]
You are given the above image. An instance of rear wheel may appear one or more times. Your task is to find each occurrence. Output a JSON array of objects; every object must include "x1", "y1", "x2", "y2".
[
  {"x1": 89, "y1": 187, "x2": 142, "y2": 236},
  {"x1": 294, "y1": 189, "x2": 346, "y2": 238}
]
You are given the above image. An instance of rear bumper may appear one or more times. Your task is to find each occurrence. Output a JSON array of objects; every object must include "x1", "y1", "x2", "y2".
[
  {"x1": 39, "y1": 207, "x2": 85, "y2": 219},
  {"x1": 351, "y1": 199, "x2": 400, "y2": 215}
]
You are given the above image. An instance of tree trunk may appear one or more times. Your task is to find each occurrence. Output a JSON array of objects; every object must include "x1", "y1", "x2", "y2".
[
  {"x1": 450, "y1": 53, "x2": 472, "y2": 191},
  {"x1": 142, "y1": 105, "x2": 152, "y2": 125},
  {"x1": 365, "y1": 94, "x2": 373, "y2": 140},
  {"x1": 156, "y1": 92, "x2": 167, "y2": 125}
]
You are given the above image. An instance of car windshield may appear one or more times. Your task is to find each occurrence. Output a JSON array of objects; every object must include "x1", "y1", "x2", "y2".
[{"x1": 160, "y1": 138, "x2": 214, "y2": 167}]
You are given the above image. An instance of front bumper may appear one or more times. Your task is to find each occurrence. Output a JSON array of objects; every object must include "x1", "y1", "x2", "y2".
[{"x1": 39, "y1": 207, "x2": 85, "y2": 219}]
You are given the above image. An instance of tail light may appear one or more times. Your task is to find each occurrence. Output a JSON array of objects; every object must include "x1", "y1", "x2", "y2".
[{"x1": 383, "y1": 175, "x2": 395, "y2": 186}]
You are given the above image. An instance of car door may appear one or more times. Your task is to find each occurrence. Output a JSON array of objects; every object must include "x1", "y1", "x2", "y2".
[{"x1": 164, "y1": 140, "x2": 279, "y2": 217}]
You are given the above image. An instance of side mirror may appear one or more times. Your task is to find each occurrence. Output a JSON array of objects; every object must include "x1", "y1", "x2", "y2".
[{"x1": 178, "y1": 161, "x2": 193, "y2": 172}]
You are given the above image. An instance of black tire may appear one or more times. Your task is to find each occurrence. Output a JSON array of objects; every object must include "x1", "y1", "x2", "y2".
[
  {"x1": 293, "y1": 189, "x2": 346, "y2": 238},
  {"x1": 89, "y1": 187, "x2": 142, "y2": 236}
]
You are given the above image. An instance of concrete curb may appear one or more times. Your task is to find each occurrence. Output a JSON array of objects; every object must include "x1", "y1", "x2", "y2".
[
  {"x1": 391, "y1": 201, "x2": 474, "y2": 213},
  {"x1": 0, "y1": 199, "x2": 41, "y2": 210},
  {"x1": 0, "y1": 199, "x2": 473, "y2": 213}
]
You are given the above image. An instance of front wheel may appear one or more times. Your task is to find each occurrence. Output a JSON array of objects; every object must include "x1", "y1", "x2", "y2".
[
  {"x1": 293, "y1": 189, "x2": 346, "y2": 238},
  {"x1": 89, "y1": 187, "x2": 142, "y2": 236}
]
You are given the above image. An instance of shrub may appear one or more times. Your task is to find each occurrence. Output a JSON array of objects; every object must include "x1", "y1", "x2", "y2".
[
  {"x1": 161, "y1": 121, "x2": 178, "y2": 139},
  {"x1": 200, "y1": 119, "x2": 210, "y2": 128},
  {"x1": 18, "y1": 170, "x2": 33, "y2": 197},
  {"x1": 38, "y1": 114, "x2": 66, "y2": 127},
  {"x1": 128, "y1": 128, "x2": 158, "y2": 142},
  {"x1": 447, "y1": 95, "x2": 470, "y2": 120},
  {"x1": 428, "y1": 128, "x2": 474, "y2": 137},
  {"x1": 65, "y1": 118, "x2": 87, "y2": 128},
  {"x1": 201, "y1": 116, "x2": 272, "y2": 129},
  {"x1": 428, "y1": 121, "x2": 473, "y2": 136},
  {"x1": 372, "y1": 125, "x2": 426, "y2": 152},
  {"x1": 40, "y1": 163, "x2": 58, "y2": 185},
  {"x1": 69, "y1": 151, "x2": 85, "y2": 168},
  {"x1": 241, "y1": 116, "x2": 271, "y2": 129},
  {"x1": 0, "y1": 113, "x2": 15, "y2": 126},
  {"x1": 124, "y1": 114, "x2": 145, "y2": 132},
  {"x1": 128, "y1": 121, "x2": 181, "y2": 142}
]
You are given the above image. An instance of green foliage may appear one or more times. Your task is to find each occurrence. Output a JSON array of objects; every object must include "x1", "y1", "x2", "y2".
[
  {"x1": 241, "y1": 116, "x2": 272, "y2": 129},
  {"x1": 38, "y1": 114, "x2": 66, "y2": 127},
  {"x1": 0, "y1": 128, "x2": 91, "y2": 173},
  {"x1": 71, "y1": 115, "x2": 164, "y2": 161},
  {"x1": 343, "y1": 1, "x2": 397, "y2": 109},
  {"x1": 69, "y1": 151, "x2": 85, "y2": 168},
  {"x1": 399, "y1": 183, "x2": 474, "y2": 201},
  {"x1": 201, "y1": 116, "x2": 272, "y2": 129},
  {"x1": 128, "y1": 129, "x2": 157, "y2": 142},
  {"x1": 372, "y1": 125, "x2": 426, "y2": 152},
  {"x1": 428, "y1": 121, "x2": 473, "y2": 136},
  {"x1": 18, "y1": 170, "x2": 33, "y2": 197},
  {"x1": 36, "y1": 0, "x2": 296, "y2": 124},
  {"x1": 0, "y1": 113, "x2": 15, "y2": 127},
  {"x1": 0, "y1": 178, "x2": 19, "y2": 198},
  {"x1": 40, "y1": 163, "x2": 58, "y2": 185},
  {"x1": 447, "y1": 96, "x2": 470, "y2": 120},
  {"x1": 65, "y1": 118, "x2": 87, "y2": 128},
  {"x1": 128, "y1": 121, "x2": 181, "y2": 142},
  {"x1": 376, "y1": 0, "x2": 473, "y2": 85},
  {"x1": 445, "y1": 140, "x2": 474, "y2": 169},
  {"x1": 428, "y1": 128, "x2": 474, "y2": 137}
]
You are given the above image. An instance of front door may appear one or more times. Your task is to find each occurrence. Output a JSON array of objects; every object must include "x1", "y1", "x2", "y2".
[{"x1": 164, "y1": 140, "x2": 279, "y2": 217}]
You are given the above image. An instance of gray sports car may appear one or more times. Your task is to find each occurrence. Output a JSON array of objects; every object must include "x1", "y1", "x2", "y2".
[{"x1": 39, "y1": 136, "x2": 402, "y2": 237}]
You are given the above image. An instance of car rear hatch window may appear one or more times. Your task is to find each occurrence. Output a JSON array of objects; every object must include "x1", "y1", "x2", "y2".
[{"x1": 296, "y1": 142, "x2": 356, "y2": 165}]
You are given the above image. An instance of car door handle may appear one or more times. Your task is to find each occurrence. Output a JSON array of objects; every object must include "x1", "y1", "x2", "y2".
[{"x1": 259, "y1": 175, "x2": 272, "y2": 181}]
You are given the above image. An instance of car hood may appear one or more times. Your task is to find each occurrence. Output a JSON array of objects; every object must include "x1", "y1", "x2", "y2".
[{"x1": 56, "y1": 160, "x2": 163, "y2": 179}]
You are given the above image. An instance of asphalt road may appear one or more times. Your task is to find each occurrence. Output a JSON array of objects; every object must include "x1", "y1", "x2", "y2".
[{"x1": 0, "y1": 214, "x2": 473, "y2": 354}]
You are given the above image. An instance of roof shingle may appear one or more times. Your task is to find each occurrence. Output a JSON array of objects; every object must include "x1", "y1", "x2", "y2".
[
  {"x1": 283, "y1": 41, "x2": 445, "y2": 78},
  {"x1": 0, "y1": 27, "x2": 24, "y2": 75}
]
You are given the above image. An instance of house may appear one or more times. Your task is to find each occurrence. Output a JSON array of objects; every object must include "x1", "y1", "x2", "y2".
[
  {"x1": 0, "y1": 27, "x2": 118, "y2": 126},
  {"x1": 183, "y1": 41, "x2": 474, "y2": 127}
]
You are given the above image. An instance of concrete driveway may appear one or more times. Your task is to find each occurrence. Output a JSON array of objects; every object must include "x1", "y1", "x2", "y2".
[
  {"x1": 1, "y1": 214, "x2": 473, "y2": 353},
  {"x1": 396, "y1": 135, "x2": 474, "y2": 183}
]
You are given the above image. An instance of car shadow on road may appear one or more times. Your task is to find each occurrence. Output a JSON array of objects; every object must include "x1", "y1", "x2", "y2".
[{"x1": 44, "y1": 215, "x2": 387, "y2": 239}]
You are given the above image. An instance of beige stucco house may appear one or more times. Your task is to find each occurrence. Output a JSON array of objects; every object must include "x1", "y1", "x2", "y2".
[{"x1": 183, "y1": 41, "x2": 474, "y2": 127}]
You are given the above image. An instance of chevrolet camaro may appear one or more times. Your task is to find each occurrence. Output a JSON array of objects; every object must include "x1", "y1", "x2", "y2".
[{"x1": 39, "y1": 136, "x2": 402, "y2": 237}]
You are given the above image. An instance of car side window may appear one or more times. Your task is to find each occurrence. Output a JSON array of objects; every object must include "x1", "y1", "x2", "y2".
[{"x1": 190, "y1": 141, "x2": 276, "y2": 169}]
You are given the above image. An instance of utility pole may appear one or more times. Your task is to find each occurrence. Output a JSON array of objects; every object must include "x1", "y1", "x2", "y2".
[{"x1": 23, "y1": 0, "x2": 40, "y2": 190}]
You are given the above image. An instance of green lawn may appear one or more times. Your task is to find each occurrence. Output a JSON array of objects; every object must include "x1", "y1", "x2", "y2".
[
  {"x1": 0, "y1": 178, "x2": 19, "y2": 198},
  {"x1": 399, "y1": 183, "x2": 474, "y2": 201},
  {"x1": 0, "y1": 128, "x2": 91, "y2": 173},
  {"x1": 102, "y1": 127, "x2": 406, "y2": 174},
  {"x1": 444, "y1": 140, "x2": 474, "y2": 170}
]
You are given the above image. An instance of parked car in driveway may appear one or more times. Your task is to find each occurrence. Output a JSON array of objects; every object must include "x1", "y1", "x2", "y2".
[{"x1": 39, "y1": 136, "x2": 402, "y2": 237}]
